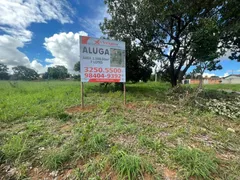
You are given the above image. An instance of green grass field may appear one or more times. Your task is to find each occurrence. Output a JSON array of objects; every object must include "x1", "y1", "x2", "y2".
[
  {"x1": 204, "y1": 84, "x2": 240, "y2": 92},
  {"x1": 0, "y1": 81, "x2": 239, "y2": 179},
  {"x1": 187, "y1": 83, "x2": 240, "y2": 92}
]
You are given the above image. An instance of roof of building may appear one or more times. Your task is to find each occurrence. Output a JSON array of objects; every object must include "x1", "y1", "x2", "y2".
[{"x1": 223, "y1": 74, "x2": 240, "y2": 79}]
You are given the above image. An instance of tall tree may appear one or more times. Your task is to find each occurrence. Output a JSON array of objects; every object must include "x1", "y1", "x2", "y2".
[
  {"x1": 101, "y1": 0, "x2": 225, "y2": 86},
  {"x1": 0, "y1": 63, "x2": 9, "y2": 80},
  {"x1": 12, "y1": 66, "x2": 39, "y2": 80}
]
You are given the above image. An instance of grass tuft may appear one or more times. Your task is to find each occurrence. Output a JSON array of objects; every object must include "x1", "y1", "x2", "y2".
[
  {"x1": 86, "y1": 134, "x2": 109, "y2": 154},
  {"x1": 0, "y1": 150, "x2": 5, "y2": 163},
  {"x1": 42, "y1": 148, "x2": 72, "y2": 170},
  {"x1": 2, "y1": 135, "x2": 28, "y2": 162},
  {"x1": 109, "y1": 150, "x2": 154, "y2": 180},
  {"x1": 138, "y1": 135, "x2": 164, "y2": 153},
  {"x1": 172, "y1": 146, "x2": 218, "y2": 179}
]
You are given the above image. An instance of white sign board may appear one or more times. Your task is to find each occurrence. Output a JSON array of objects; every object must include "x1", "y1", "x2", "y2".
[{"x1": 80, "y1": 36, "x2": 126, "y2": 82}]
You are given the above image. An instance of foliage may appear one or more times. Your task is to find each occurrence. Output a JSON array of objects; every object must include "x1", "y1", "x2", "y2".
[
  {"x1": 42, "y1": 72, "x2": 49, "y2": 79},
  {"x1": 191, "y1": 18, "x2": 223, "y2": 87},
  {"x1": 101, "y1": 0, "x2": 227, "y2": 86},
  {"x1": 74, "y1": 61, "x2": 80, "y2": 72},
  {"x1": 47, "y1": 65, "x2": 69, "y2": 79},
  {"x1": 220, "y1": 0, "x2": 240, "y2": 62},
  {"x1": 0, "y1": 63, "x2": 9, "y2": 80},
  {"x1": 172, "y1": 146, "x2": 218, "y2": 179},
  {"x1": 206, "y1": 97, "x2": 240, "y2": 119},
  {"x1": 124, "y1": 38, "x2": 153, "y2": 82},
  {"x1": 12, "y1": 66, "x2": 39, "y2": 80}
]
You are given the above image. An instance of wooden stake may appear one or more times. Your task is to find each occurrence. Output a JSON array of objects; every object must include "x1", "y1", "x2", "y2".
[
  {"x1": 81, "y1": 82, "x2": 84, "y2": 109},
  {"x1": 123, "y1": 83, "x2": 126, "y2": 105}
]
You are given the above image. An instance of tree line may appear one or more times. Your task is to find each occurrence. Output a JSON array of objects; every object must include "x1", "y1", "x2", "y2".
[{"x1": 0, "y1": 63, "x2": 70, "y2": 80}]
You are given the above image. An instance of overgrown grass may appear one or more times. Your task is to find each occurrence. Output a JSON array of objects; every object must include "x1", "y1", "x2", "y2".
[
  {"x1": 0, "y1": 81, "x2": 239, "y2": 179},
  {"x1": 42, "y1": 147, "x2": 73, "y2": 170},
  {"x1": 109, "y1": 150, "x2": 154, "y2": 180},
  {"x1": 172, "y1": 146, "x2": 218, "y2": 179},
  {"x1": 2, "y1": 134, "x2": 28, "y2": 162}
]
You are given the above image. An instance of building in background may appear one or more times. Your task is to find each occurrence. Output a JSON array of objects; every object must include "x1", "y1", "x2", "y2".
[
  {"x1": 221, "y1": 74, "x2": 240, "y2": 84},
  {"x1": 182, "y1": 76, "x2": 221, "y2": 85}
]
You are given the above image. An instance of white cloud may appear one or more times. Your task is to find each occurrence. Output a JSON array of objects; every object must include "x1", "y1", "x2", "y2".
[
  {"x1": 44, "y1": 31, "x2": 88, "y2": 73},
  {"x1": 202, "y1": 73, "x2": 216, "y2": 78},
  {"x1": 223, "y1": 72, "x2": 229, "y2": 77},
  {"x1": 0, "y1": 0, "x2": 74, "y2": 42},
  {"x1": 0, "y1": 35, "x2": 47, "y2": 73},
  {"x1": 30, "y1": 60, "x2": 47, "y2": 74},
  {"x1": 0, "y1": 0, "x2": 74, "y2": 73},
  {"x1": 0, "y1": 35, "x2": 30, "y2": 67}
]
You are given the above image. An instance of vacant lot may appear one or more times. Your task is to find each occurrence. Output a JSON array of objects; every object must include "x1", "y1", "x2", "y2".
[{"x1": 0, "y1": 81, "x2": 239, "y2": 179}]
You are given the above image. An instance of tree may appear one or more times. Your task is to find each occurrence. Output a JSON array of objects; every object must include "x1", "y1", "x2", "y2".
[
  {"x1": 42, "y1": 72, "x2": 49, "y2": 79},
  {"x1": 124, "y1": 38, "x2": 153, "y2": 82},
  {"x1": 0, "y1": 63, "x2": 9, "y2": 80},
  {"x1": 47, "y1": 66, "x2": 69, "y2": 79},
  {"x1": 191, "y1": 18, "x2": 223, "y2": 88},
  {"x1": 219, "y1": 0, "x2": 240, "y2": 62},
  {"x1": 74, "y1": 61, "x2": 80, "y2": 72},
  {"x1": 12, "y1": 66, "x2": 39, "y2": 80},
  {"x1": 73, "y1": 62, "x2": 80, "y2": 81},
  {"x1": 101, "y1": 0, "x2": 226, "y2": 86},
  {"x1": 193, "y1": 62, "x2": 222, "y2": 88}
]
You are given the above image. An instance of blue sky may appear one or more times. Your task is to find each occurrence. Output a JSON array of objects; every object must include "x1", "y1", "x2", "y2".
[{"x1": 0, "y1": 0, "x2": 239, "y2": 76}]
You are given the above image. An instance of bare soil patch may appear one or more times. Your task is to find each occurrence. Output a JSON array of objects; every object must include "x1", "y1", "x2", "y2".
[{"x1": 65, "y1": 105, "x2": 96, "y2": 113}]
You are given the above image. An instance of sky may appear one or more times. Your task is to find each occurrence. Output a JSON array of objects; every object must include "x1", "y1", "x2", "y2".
[{"x1": 0, "y1": 0, "x2": 239, "y2": 77}]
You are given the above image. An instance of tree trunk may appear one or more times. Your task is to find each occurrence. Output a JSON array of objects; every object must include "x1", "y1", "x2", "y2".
[
  {"x1": 170, "y1": 71, "x2": 178, "y2": 87},
  {"x1": 198, "y1": 72, "x2": 204, "y2": 89},
  {"x1": 178, "y1": 71, "x2": 184, "y2": 84},
  {"x1": 198, "y1": 76, "x2": 203, "y2": 89},
  {"x1": 178, "y1": 57, "x2": 195, "y2": 83},
  {"x1": 170, "y1": 61, "x2": 178, "y2": 87}
]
